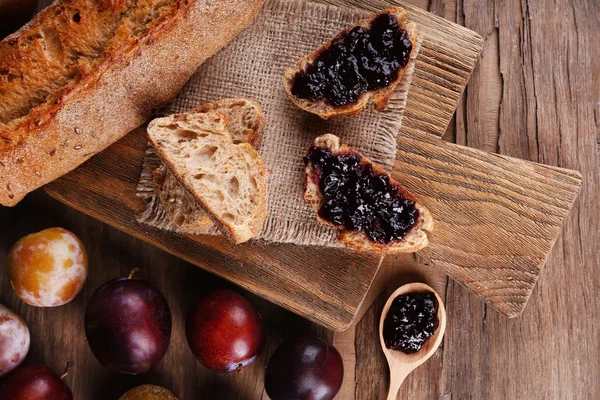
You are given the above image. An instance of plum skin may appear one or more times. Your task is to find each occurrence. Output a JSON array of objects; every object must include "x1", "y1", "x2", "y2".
[
  {"x1": 186, "y1": 289, "x2": 265, "y2": 373},
  {"x1": 0, "y1": 304, "x2": 30, "y2": 378},
  {"x1": 84, "y1": 277, "x2": 172, "y2": 375},
  {"x1": 265, "y1": 336, "x2": 344, "y2": 400},
  {"x1": 119, "y1": 384, "x2": 178, "y2": 399},
  {"x1": 7, "y1": 227, "x2": 88, "y2": 307},
  {"x1": 0, "y1": 365, "x2": 73, "y2": 400}
]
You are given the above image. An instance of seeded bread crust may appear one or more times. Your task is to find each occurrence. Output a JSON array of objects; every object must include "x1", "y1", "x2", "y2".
[
  {"x1": 305, "y1": 134, "x2": 433, "y2": 253},
  {"x1": 283, "y1": 7, "x2": 417, "y2": 120},
  {"x1": 148, "y1": 111, "x2": 268, "y2": 244},
  {"x1": 152, "y1": 98, "x2": 265, "y2": 234},
  {"x1": 0, "y1": 0, "x2": 265, "y2": 207}
]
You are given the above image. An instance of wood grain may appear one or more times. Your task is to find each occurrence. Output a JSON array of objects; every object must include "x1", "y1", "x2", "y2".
[
  {"x1": 440, "y1": 0, "x2": 600, "y2": 397},
  {"x1": 46, "y1": 0, "x2": 583, "y2": 323},
  {"x1": 45, "y1": 109, "x2": 583, "y2": 321},
  {"x1": 396, "y1": 128, "x2": 582, "y2": 316},
  {"x1": 326, "y1": 0, "x2": 582, "y2": 318},
  {"x1": 45, "y1": 0, "x2": 486, "y2": 330}
]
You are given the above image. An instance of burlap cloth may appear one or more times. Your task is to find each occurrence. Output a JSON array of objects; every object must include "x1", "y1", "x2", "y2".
[{"x1": 137, "y1": 0, "x2": 421, "y2": 247}]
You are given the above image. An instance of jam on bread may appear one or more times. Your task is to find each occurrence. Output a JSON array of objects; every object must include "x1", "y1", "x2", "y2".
[
  {"x1": 304, "y1": 134, "x2": 433, "y2": 253},
  {"x1": 305, "y1": 146, "x2": 419, "y2": 244},
  {"x1": 292, "y1": 13, "x2": 413, "y2": 107}
]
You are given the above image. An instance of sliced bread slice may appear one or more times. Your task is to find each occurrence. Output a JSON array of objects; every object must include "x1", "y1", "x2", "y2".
[
  {"x1": 148, "y1": 111, "x2": 268, "y2": 244},
  {"x1": 283, "y1": 7, "x2": 418, "y2": 119},
  {"x1": 153, "y1": 98, "x2": 265, "y2": 234},
  {"x1": 304, "y1": 134, "x2": 433, "y2": 253},
  {"x1": 193, "y1": 98, "x2": 265, "y2": 147},
  {"x1": 153, "y1": 164, "x2": 215, "y2": 233}
]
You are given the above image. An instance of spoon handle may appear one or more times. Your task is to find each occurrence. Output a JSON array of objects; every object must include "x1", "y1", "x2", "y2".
[{"x1": 386, "y1": 364, "x2": 411, "y2": 400}]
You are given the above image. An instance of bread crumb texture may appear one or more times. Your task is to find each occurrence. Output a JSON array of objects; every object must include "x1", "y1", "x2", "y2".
[
  {"x1": 148, "y1": 111, "x2": 268, "y2": 243},
  {"x1": 154, "y1": 99, "x2": 265, "y2": 234}
]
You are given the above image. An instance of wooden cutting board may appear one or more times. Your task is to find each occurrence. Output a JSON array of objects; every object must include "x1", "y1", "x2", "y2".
[{"x1": 45, "y1": 0, "x2": 581, "y2": 330}]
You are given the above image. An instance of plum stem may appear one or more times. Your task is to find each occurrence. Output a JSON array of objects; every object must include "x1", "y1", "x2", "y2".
[
  {"x1": 60, "y1": 358, "x2": 74, "y2": 380},
  {"x1": 128, "y1": 268, "x2": 141, "y2": 280},
  {"x1": 236, "y1": 364, "x2": 243, "y2": 373}
]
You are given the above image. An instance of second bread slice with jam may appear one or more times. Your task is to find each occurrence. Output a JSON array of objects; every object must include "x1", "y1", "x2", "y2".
[
  {"x1": 148, "y1": 111, "x2": 268, "y2": 244},
  {"x1": 283, "y1": 7, "x2": 418, "y2": 119},
  {"x1": 304, "y1": 134, "x2": 433, "y2": 253}
]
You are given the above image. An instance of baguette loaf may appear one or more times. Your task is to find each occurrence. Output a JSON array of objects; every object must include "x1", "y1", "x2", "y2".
[
  {"x1": 0, "y1": 0, "x2": 265, "y2": 207},
  {"x1": 283, "y1": 7, "x2": 417, "y2": 119},
  {"x1": 153, "y1": 98, "x2": 265, "y2": 234},
  {"x1": 305, "y1": 134, "x2": 433, "y2": 253},
  {"x1": 148, "y1": 111, "x2": 268, "y2": 244}
]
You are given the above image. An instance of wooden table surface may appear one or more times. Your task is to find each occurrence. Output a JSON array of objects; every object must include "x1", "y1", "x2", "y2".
[{"x1": 1, "y1": 0, "x2": 598, "y2": 399}]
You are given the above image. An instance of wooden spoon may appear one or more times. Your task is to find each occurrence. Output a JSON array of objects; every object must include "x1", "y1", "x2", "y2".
[{"x1": 379, "y1": 282, "x2": 447, "y2": 400}]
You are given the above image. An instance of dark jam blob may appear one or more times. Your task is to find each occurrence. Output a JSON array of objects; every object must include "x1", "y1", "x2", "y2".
[
  {"x1": 305, "y1": 147, "x2": 419, "y2": 244},
  {"x1": 383, "y1": 292, "x2": 439, "y2": 354},
  {"x1": 291, "y1": 13, "x2": 413, "y2": 107}
]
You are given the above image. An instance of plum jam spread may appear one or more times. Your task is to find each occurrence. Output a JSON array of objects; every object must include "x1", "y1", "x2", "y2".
[
  {"x1": 305, "y1": 146, "x2": 419, "y2": 244},
  {"x1": 383, "y1": 292, "x2": 438, "y2": 354},
  {"x1": 291, "y1": 13, "x2": 413, "y2": 107}
]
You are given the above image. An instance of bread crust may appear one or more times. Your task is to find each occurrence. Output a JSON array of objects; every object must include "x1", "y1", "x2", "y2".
[
  {"x1": 0, "y1": 0, "x2": 266, "y2": 206},
  {"x1": 304, "y1": 134, "x2": 434, "y2": 253},
  {"x1": 283, "y1": 7, "x2": 418, "y2": 120}
]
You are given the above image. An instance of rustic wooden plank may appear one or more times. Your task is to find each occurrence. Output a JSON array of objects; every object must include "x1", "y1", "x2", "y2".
[
  {"x1": 46, "y1": 111, "x2": 584, "y2": 324},
  {"x1": 348, "y1": 0, "x2": 598, "y2": 398},
  {"x1": 317, "y1": 0, "x2": 582, "y2": 320},
  {"x1": 354, "y1": 291, "x2": 388, "y2": 400},
  {"x1": 0, "y1": 0, "x2": 598, "y2": 399},
  {"x1": 394, "y1": 126, "x2": 582, "y2": 316}
]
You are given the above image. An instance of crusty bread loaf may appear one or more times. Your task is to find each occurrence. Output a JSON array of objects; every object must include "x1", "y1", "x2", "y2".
[
  {"x1": 148, "y1": 111, "x2": 268, "y2": 244},
  {"x1": 283, "y1": 7, "x2": 417, "y2": 119},
  {"x1": 0, "y1": 0, "x2": 265, "y2": 207},
  {"x1": 305, "y1": 134, "x2": 433, "y2": 253},
  {"x1": 153, "y1": 98, "x2": 265, "y2": 234}
]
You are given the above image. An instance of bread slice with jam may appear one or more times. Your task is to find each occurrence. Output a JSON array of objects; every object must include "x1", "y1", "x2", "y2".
[
  {"x1": 283, "y1": 7, "x2": 418, "y2": 119},
  {"x1": 304, "y1": 134, "x2": 433, "y2": 253}
]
